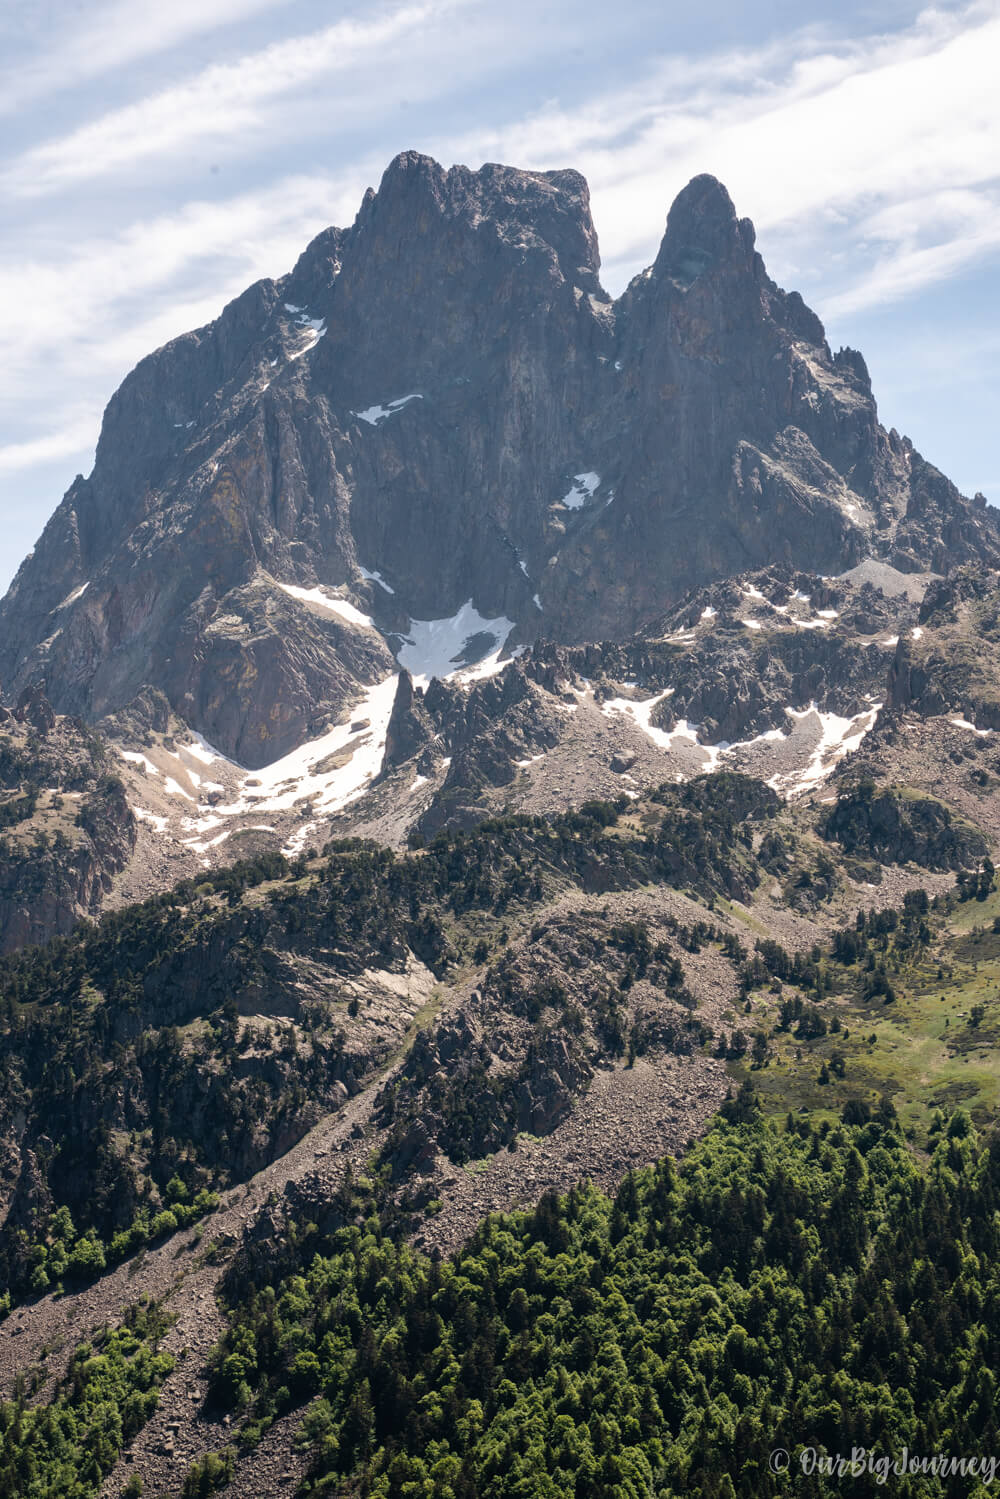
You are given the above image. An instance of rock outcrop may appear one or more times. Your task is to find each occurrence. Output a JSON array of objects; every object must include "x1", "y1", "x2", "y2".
[{"x1": 0, "y1": 693, "x2": 136, "y2": 952}]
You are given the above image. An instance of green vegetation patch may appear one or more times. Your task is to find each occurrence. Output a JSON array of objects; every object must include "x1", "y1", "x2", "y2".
[
  {"x1": 0, "y1": 1299, "x2": 173, "y2": 1499},
  {"x1": 206, "y1": 1101, "x2": 1000, "y2": 1498}
]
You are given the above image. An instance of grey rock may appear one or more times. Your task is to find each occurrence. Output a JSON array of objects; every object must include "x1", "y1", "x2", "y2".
[{"x1": 2, "y1": 154, "x2": 996, "y2": 769}]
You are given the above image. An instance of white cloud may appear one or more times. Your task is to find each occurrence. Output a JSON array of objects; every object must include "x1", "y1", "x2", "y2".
[
  {"x1": 4, "y1": 0, "x2": 469, "y2": 194},
  {"x1": 0, "y1": 168, "x2": 370, "y2": 398},
  {"x1": 441, "y1": 0, "x2": 1000, "y2": 308},
  {"x1": 0, "y1": 419, "x2": 97, "y2": 475},
  {"x1": 0, "y1": 0, "x2": 294, "y2": 113}
]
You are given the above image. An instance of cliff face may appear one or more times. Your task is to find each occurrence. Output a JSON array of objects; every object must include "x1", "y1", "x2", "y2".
[
  {"x1": 0, "y1": 692, "x2": 136, "y2": 952},
  {"x1": 2, "y1": 153, "x2": 996, "y2": 766}
]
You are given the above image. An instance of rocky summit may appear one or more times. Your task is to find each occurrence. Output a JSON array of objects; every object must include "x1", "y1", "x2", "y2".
[{"x1": 2, "y1": 152, "x2": 996, "y2": 772}]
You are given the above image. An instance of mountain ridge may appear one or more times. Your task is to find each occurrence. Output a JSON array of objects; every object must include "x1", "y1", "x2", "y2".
[
  {"x1": 4, "y1": 153, "x2": 1000, "y2": 1497},
  {"x1": 2, "y1": 151, "x2": 997, "y2": 770}
]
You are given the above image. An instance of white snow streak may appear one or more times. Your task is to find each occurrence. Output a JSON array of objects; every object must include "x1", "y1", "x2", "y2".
[
  {"x1": 183, "y1": 733, "x2": 226, "y2": 765},
  {"x1": 601, "y1": 690, "x2": 675, "y2": 749},
  {"x1": 56, "y1": 581, "x2": 89, "y2": 609},
  {"x1": 601, "y1": 688, "x2": 880, "y2": 797},
  {"x1": 180, "y1": 674, "x2": 400, "y2": 853},
  {"x1": 118, "y1": 749, "x2": 158, "y2": 775},
  {"x1": 358, "y1": 566, "x2": 395, "y2": 594},
  {"x1": 277, "y1": 582, "x2": 374, "y2": 630},
  {"x1": 769, "y1": 703, "x2": 882, "y2": 797},
  {"x1": 355, "y1": 394, "x2": 422, "y2": 426},
  {"x1": 561, "y1": 472, "x2": 600, "y2": 510},
  {"x1": 133, "y1": 808, "x2": 169, "y2": 832}
]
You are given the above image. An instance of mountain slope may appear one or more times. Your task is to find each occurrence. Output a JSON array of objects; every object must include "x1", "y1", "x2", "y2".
[{"x1": 2, "y1": 154, "x2": 996, "y2": 768}]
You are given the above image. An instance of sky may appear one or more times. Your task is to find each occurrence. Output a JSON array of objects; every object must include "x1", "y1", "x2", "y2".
[{"x1": 1, "y1": 0, "x2": 998, "y2": 592}]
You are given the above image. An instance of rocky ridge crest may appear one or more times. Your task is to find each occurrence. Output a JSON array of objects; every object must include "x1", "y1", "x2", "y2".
[{"x1": 2, "y1": 153, "x2": 996, "y2": 769}]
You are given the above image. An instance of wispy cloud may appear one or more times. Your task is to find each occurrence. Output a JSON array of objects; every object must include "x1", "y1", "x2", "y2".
[
  {"x1": 0, "y1": 418, "x2": 98, "y2": 476},
  {"x1": 0, "y1": 167, "x2": 376, "y2": 488},
  {"x1": 4, "y1": 0, "x2": 468, "y2": 194},
  {"x1": 0, "y1": 0, "x2": 294, "y2": 114},
  {"x1": 442, "y1": 1, "x2": 1000, "y2": 313},
  {"x1": 0, "y1": 171, "x2": 366, "y2": 361}
]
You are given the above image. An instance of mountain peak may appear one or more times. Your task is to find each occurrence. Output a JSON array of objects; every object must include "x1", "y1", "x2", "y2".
[
  {"x1": 2, "y1": 152, "x2": 997, "y2": 768},
  {"x1": 353, "y1": 151, "x2": 601, "y2": 288},
  {"x1": 653, "y1": 172, "x2": 754, "y2": 286}
]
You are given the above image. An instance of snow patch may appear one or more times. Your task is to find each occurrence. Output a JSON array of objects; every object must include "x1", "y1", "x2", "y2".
[
  {"x1": 769, "y1": 703, "x2": 882, "y2": 797},
  {"x1": 741, "y1": 618, "x2": 763, "y2": 631},
  {"x1": 355, "y1": 394, "x2": 422, "y2": 426},
  {"x1": 164, "y1": 777, "x2": 195, "y2": 802},
  {"x1": 394, "y1": 601, "x2": 515, "y2": 684},
  {"x1": 358, "y1": 566, "x2": 395, "y2": 595},
  {"x1": 283, "y1": 821, "x2": 319, "y2": 858},
  {"x1": 180, "y1": 674, "x2": 400, "y2": 852},
  {"x1": 601, "y1": 687, "x2": 880, "y2": 798},
  {"x1": 183, "y1": 733, "x2": 228, "y2": 766},
  {"x1": 56, "y1": 581, "x2": 89, "y2": 609},
  {"x1": 950, "y1": 717, "x2": 992, "y2": 736},
  {"x1": 533, "y1": 594, "x2": 543, "y2": 611},
  {"x1": 277, "y1": 582, "x2": 374, "y2": 630},
  {"x1": 118, "y1": 750, "x2": 158, "y2": 775},
  {"x1": 601, "y1": 689, "x2": 675, "y2": 749},
  {"x1": 912, "y1": 627, "x2": 924, "y2": 639},
  {"x1": 133, "y1": 808, "x2": 169, "y2": 833},
  {"x1": 562, "y1": 472, "x2": 600, "y2": 510},
  {"x1": 701, "y1": 606, "x2": 717, "y2": 620},
  {"x1": 288, "y1": 320, "x2": 326, "y2": 358}
]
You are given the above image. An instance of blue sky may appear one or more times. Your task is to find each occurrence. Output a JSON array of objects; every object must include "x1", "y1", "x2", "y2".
[{"x1": 1, "y1": 0, "x2": 998, "y2": 591}]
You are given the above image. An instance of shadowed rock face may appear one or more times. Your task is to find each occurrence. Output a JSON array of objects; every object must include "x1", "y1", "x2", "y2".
[{"x1": 2, "y1": 153, "x2": 997, "y2": 766}]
